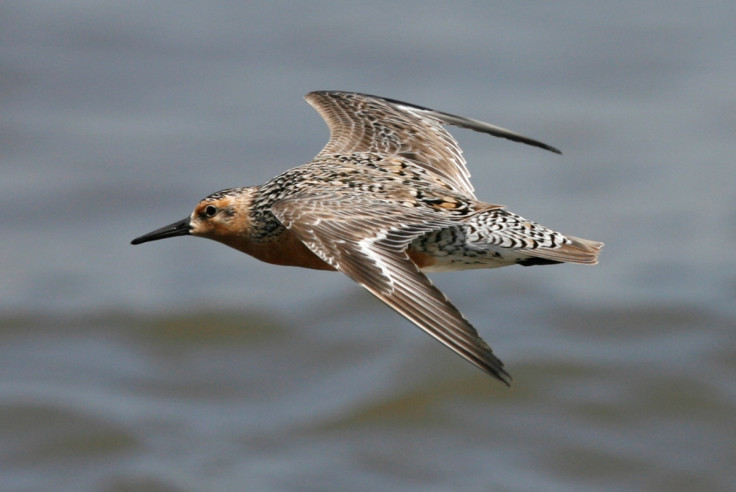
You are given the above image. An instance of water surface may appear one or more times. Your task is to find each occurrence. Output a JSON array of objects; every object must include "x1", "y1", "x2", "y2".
[{"x1": 2, "y1": 2, "x2": 735, "y2": 490}]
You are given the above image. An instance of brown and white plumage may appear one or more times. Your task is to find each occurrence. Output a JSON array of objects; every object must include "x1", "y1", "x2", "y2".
[
  {"x1": 306, "y1": 91, "x2": 561, "y2": 199},
  {"x1": 271, "y1": 197, "x2": 511, "y2": 382},
  {"x1": 132, "y1": 91, "x2": 603, "y2": 385}
]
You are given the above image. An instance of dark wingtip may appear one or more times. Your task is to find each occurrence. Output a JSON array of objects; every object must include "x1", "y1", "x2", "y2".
[
  {"x1": 544, "y1": 144, "x2": 563, "y2": 155},
  {"x1": 477, "y1": 352, "x2": 513, "y2": 386},
  {"x1": 493, "y1": 367, "x2": 513, "y2": 387}
]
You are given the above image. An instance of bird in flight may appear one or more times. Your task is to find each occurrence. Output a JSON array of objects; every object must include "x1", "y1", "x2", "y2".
[{"x1": 132, "y1": 91, "x2": 602, "y2": 385}]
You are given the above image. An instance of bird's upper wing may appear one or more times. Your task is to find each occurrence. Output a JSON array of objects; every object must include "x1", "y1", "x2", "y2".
[
  {"x1": 305, "y1": 91, "x2": 561, "y2": 199},
  {"x1": 271, "y1": 195, "x2": 511, "y2": 385}
]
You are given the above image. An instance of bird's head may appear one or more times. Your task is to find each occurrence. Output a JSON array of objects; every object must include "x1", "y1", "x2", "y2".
[{"x1": 131, "y1": 187, "x2": 257, "y2": 246}]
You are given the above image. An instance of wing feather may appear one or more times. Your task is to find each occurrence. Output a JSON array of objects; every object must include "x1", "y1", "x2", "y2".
[
  {"x1": 272, "y1": 197, "x2": 511, "y2": 384},
  {"x1": 305, "y1": 91, "x2": 560, "y2": 199}
]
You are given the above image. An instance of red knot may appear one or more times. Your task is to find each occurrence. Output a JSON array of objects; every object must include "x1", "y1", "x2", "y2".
[{"x1": 132, "y1": 91, "x2": 603, "y2": 385}]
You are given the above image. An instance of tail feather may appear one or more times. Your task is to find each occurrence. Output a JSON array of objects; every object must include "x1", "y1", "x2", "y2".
[{"x1": 521, "y1": 235, "x2": 603, "y2": 265}]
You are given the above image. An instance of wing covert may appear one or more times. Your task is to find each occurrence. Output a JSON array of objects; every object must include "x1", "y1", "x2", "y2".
[
  {"x1": 305, "y1": 91, "x2": 561, "y2": 199},
  {"x1": 271, "y1": 196, "x2": 511, "y2": 384}
]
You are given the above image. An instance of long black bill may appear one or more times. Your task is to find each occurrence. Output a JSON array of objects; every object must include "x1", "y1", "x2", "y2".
[{"x1": 131, "y1": 217, "x2": 191, "y2": 245}]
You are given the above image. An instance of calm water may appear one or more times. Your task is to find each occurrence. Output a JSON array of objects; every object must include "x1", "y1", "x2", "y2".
[{"x1": 2, "y1": 2, "x2": 735, "y2": 491}]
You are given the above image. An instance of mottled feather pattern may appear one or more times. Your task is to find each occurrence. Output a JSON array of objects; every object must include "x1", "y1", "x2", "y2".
[
  {"x1": 132, "y1": 91, "x2": 602, "y2": 385},
  {"x1": 271, "y1": 197, "x2": 511, "y2": 382},
  {"x1": 469, "y1": 209, "x2": 570, "y2": 249},
  {"x1": 307, "y1": 91, "x2": 477, "y2": 197}
]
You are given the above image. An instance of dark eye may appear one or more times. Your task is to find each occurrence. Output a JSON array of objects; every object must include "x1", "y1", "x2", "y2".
[{"x1": 204, "y1": 205, "x2": 218, "y2": 217}]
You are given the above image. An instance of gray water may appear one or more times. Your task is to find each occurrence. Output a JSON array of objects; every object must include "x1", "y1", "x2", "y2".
[{"x1": 2, "y1": 2, "x2": 735, "y2": 491}]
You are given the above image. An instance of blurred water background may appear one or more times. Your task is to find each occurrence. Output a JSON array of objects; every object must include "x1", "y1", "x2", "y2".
[{"x1": 2, "y1": 2, "x2": 735, "y2": 491}]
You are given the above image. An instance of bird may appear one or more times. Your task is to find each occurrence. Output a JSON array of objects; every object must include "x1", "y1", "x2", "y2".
[{"x1": 131, "y1": 91, "x2": 603, "y2": 385}]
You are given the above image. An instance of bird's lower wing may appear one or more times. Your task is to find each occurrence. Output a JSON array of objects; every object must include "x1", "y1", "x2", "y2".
[{"x1": 271, "y1": 197, "x2": 511, "y2": 384}]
